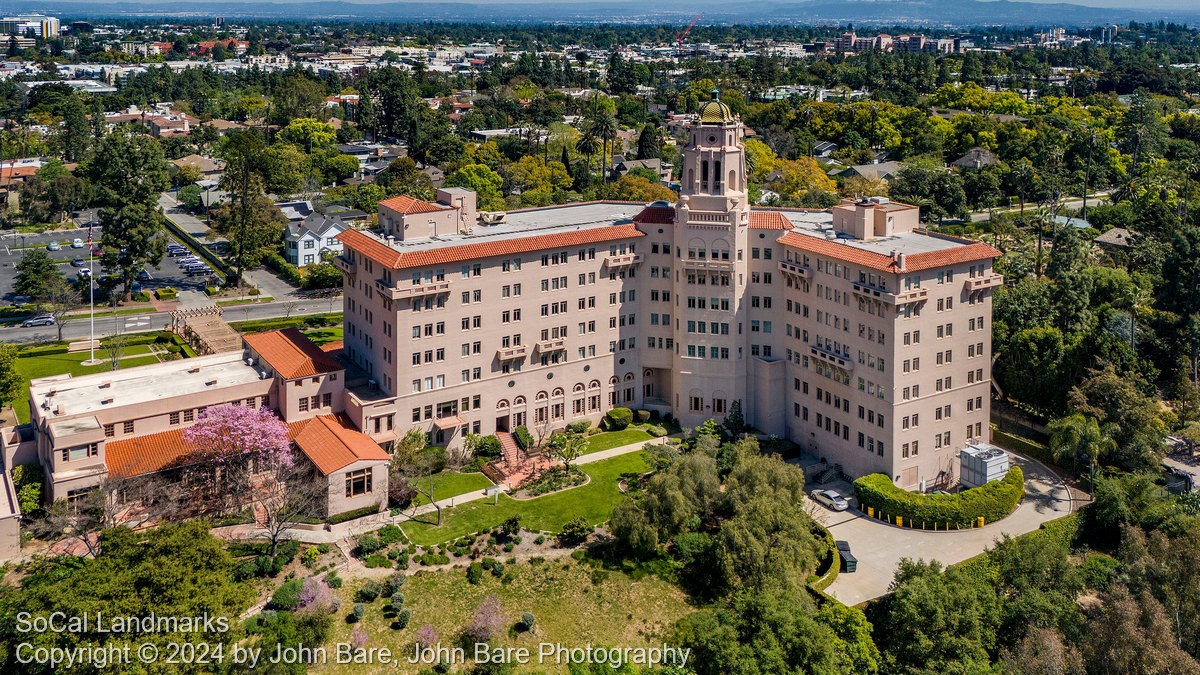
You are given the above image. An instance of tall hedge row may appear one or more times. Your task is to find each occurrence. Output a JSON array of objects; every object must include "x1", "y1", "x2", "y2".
[{"x1": 852, "y1": 465, "x2": 1025, "y2": 529}]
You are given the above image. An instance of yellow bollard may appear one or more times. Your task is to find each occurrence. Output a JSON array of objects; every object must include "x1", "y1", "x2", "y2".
[
  {"x1": 977, "y1": 516, "x2": 985, "y2": 528},
  {"x1": 896, "y1": 516, "x2": 903, "y2": 528},
  {"x1": 867, "y1": 506, "x2": 874, "y2": 519}
]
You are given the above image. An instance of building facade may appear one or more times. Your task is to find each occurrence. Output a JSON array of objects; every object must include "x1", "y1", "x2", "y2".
[{"x1": 336, "y1": 97, "x2": 1002, "y2": 491}]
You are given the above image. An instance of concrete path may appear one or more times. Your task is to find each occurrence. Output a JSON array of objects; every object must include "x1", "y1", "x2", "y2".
[{"x1": 821, "y1": 452, "x2": 1072, "y2": 606}]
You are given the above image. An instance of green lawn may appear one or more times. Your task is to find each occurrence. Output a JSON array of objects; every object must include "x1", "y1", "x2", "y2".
[
  {"x1": 12, "y1": 345, "x2": 159, "y2": 423},
  {"x1": 318, "y1": 557, "x2": 692, "y2": 675},
  {"x1": 584, "y1": 427, "x2": 654, "y2": 454},
  {"x1": 402, "y1": 452, "x2": 648, "y2": 547},
  {"x1": 301, "y1": 327, "x2": 343, "y2": 346},
  {"x1": 411, "y1": 470, "x2": 494, "y2": 506},
  {"x1": 215, "y1": 297, "x2": 275, "y2": 307}
]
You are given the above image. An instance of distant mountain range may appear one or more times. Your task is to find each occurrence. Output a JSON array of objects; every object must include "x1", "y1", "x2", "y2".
[{"x1": 9, "y1": 0, "x2": 1200, "y2": 27}]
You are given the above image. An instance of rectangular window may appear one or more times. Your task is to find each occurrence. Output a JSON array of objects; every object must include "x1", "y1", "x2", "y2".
[
  {"x1": 169, "y1": 412, "x2": 180, "y2": 425},
  {"x1": 123, "y1": 420, "x2": 134, "y2": 434},
  {"x1": 345, "y1": 468, "x2": 373, "y2": 497},
  {"x1": 103, "y1": 424, "x2": 115, "y2": 437},
  {"x1": 298, "y1": 397, "x2": 310, "y2": 412}
]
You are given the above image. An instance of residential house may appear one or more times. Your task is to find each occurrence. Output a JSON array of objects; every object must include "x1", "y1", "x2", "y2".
[
  {"x1": 285, "y1": 213, "x2": 349, "y2": 267},
  {"x1": 950, "y1": 147, "x2": 1000, "y2": 170},
  {"x1": 610, "y1": 155, "x2": 673, "y2": 183},
  {"x1": 833, "y1": 160, "x2": 905, "y2": 182}
]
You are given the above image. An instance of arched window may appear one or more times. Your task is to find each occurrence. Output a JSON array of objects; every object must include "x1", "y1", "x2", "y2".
[
  {"x1": 552, "y1": 387, "x2": 565, "y2": 398},
  {"x1": 536, "y1": 391, "x2": 548, "y2": 401},
  {"x1": 624, "y1": 373, "x2": 635, "y2": 381},
  {"x1": 496, "y1": 399, "x2": 510, "y2": 410},
  {"x1": 608, "y1": 376, "x2": 619, "y2": 385},
  {"x1": 513, "y1": 396, "x2": 526, "y2": 406},
  {"x1": 588, "y1": 380, "x2": 601, "y2": 390},
  {"x1": 573, "y1": 383, "x2": 586, "y2": 394}
]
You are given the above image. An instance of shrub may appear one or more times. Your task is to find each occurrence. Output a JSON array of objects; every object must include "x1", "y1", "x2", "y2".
[
  {"x1": 350, "y1": 603, "x2": 365, "y2": 622},
  {"x1": 384, "y1": 573, "x2": 406, "y2": 596},
  {"x1": 558, "y1": 516, "x2": 594, "y2": 545},
  {"x1": 567, "y1": 419, "x2": 592, "y2": 434},
  {"x1": 324, "y1": 571, "x2": 343, "y2": 589},
  {"x1": 635, "y1": 409, "x2": 651, "y2": 424},
  {"x1": 513, "y1": 425, "x2": 535, "y2": 450},
  {"x1": 471, "y1": 434, "x2": 503, "y2": 459},
  {"x1": 130, "y1": 291, "x2": 151, "y2": 302},
  {"x1": 11, "y1": 464, "x2": 43, "y2": 514},
  {"x1": 534, "y1": 535, "x2": 546, "y2": 545},
  {"x1": 205, "y1": 286, "x2": 220, "y2": 296},
  {"x1": 154, "y1": 287, "x2": 178, "y2": 300},
  {"x1": 391, "y1": 592, "x2": 406, "y2": 610},
  {"x1": 467, "y1": 562, "x2": 485, "y2": 585},
  {"x1": 302, "y1": 546, "x2": 320, "y2": 568},
  {"x1": 264, "y1": 252, "x2": 304, "y2": 286},
  {"x1": 269, "y1": 578, "x2": 303, "y2": 610},
  {"x1": 605, "y1": 407, "x2": 634, "y2": 430},
  {"x1": 377, "y1": 524, "x2": 405, "y2": 545},
  {"x1": 363, "y1": 554, "x2": 391, "y2": 568},
  {"x1": 356, "y1": 580, "x2": 384, "y2": 602},
  {"x1": 394, "y1": 608, "x2": 412, "y2": 629},
  {"x1": 328, "y1": 505, "x2": 380, "y2": 525},
  {"x1": 420, "y1": 552, "x2": 450, "y2": 566},
  {"x1": 852, "y1": 466, "x2": 1025, "y2": 529},
  {"x1": 646, "y1": 425, "x2": 668, "y2": 437},
  {"x1": 356, "y1": 534, "x2": 382, "y2": 556},
  {"x1": 491, "y1": 561, "x2": 505, "y2": 576},
  {"x1": 519, "y1": 612, "x2": 536, "y2": 632},
  {"x1": 1082, "y1": 553, "x2": 1120, "y2": 591}
]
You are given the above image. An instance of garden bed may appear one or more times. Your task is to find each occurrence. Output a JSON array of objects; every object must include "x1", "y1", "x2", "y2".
[{"x1": 511, "y1": 466, "x2": 589, "y2": 499}]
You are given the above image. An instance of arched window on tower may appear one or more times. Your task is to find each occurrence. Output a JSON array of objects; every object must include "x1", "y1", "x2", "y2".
[
  {"x1": 714, "y1": 160, "x2": 722, "y2": 191},
  {"x1": 701, "y1": 159, "x2": 709, "y2": 192}
]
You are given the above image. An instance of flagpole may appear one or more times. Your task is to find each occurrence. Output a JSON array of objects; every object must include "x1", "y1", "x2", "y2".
[{"x1": 88, "y1": 227, "x2": 95, "y2": 364}]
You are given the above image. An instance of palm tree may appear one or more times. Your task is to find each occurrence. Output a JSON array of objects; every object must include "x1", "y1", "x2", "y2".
[
  {"x1": 1049, "y1": 413, "x2": 1116, "y2": 488},
  {"x1": 588, "y1": 112, "x2": 618, "y2": 182},
  {"x1": 575, "y1": 128, "x2": 600, "y2": 182}
]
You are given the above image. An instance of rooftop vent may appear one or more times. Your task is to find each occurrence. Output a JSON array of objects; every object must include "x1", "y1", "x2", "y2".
[
  {"x1": 98, "y1": 381, "x2": 111, "y2": 389},
  {"x1": 205, "y1": 378, "x2": 218, "y2": 386},
  {"x1": 100, "y1": 396, "x2": 114, "y2": 405},
  {"x1": 188, "y1": 366, "x2": 201, "y2": 374}
]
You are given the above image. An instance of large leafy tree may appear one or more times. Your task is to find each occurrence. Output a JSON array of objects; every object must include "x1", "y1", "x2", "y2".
[
  {"x1": 99, "y1": 203, "x2": 167, "y2": 300},
  {"x1": 13, "y1": 248, "x2": 62, "y2": 300},
  {"x1": 216, "y1": 129, "x2": 287, "y2": 287},
  {"x1": 0, "y1": 344, "x2": 21, "y2": 413},
  {"x1": 81, "y1": 129, "x2": 170, "y2": 207}
]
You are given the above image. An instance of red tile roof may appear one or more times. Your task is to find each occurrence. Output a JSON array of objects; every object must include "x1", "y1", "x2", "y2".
[
  {"x1": 289, "y1": 415, "x2": 391, "y2": 475},
  {"x1": 243, "y1": 328, "x2": 343, "y2": 380},
  {"x1": 778, "y1": 232, "x2": 999, "y2": 273},
  {"x1": 319, "y1": 340, "x2": 344, "y2": 353},
  {"x1": 632, "y1": 205, "x2": 676, "y2": 224},
  {"x1": 749, "y1": 211, "x2": 794, "y2": 230},
  {"x1": 106, "y1": 428, "x2": 198, "y2": 478},
  {"x1": 339, "y1": 224, "x2": 646, "y2": 271},
  {"x1": 378, "y1": 194, "x2": 446, "y2": 215}
]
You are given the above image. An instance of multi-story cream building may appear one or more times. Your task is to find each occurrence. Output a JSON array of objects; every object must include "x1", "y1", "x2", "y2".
[{"x1": 336, "y1": 97, "x2": 1003, "y2": 491}]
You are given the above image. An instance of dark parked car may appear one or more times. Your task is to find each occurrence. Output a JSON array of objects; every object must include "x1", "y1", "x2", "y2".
[{"x1": 71, "y1": 257, "x2": 86, "y2": 267}]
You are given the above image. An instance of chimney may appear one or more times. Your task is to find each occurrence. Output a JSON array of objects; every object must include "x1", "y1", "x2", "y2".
[{"x1": 892, "y1": 250, "x2": 907, "y2": 271}]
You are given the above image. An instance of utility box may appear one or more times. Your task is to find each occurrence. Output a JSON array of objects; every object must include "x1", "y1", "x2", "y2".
[{"x1": 960, "y1": 442, "x2": 1010, "y2": 489}]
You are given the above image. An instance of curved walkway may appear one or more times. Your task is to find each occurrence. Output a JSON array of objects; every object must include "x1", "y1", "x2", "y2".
[{"x1": 821, "y1": 452, "x2": 1071, "y2": 606}]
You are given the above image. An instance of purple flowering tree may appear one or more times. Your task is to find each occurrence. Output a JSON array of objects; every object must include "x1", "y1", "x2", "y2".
[
  {"x1": 463, "y1": 594, "x2": 506, "y2": 644},
  {"x1": 184, "y1": 404, "x2": 321, "y2": 550},
  {"x1": 414, "y1": 624, "x2": 438, "y2": 647}
]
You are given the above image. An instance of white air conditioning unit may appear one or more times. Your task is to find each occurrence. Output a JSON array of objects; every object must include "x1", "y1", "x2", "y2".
[{"x1": 258, "y1": 371, "x2": 269, "y2": 380}]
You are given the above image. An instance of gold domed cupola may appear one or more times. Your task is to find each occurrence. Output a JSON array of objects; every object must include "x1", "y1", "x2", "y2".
[{"x1": 697, "y1": 90, "x2": 735, "y2": 124}]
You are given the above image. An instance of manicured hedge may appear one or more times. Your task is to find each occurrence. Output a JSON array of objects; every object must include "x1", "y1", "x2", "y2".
[
  {"x1": 513, "y1": 425, "x2": 535, "y2": 450},
  {"x1": 991, "y1": 429, "x2": 1063, "y2": 471},
  {"x1": 807, "y1": 526, "x2": 840, "y2": 592},
  {"x1": 155, "y1": 287, "x2": 179, "y2": 301},
  {"x1": 327, "y1": 504, "x2": 381, "y2": 525},
  {"x1": 605, "y1": 407, "x2": 633, "y2": 430},
  {"x1": 853, "y1": 465, "x2": 1025, "y2": 530},
  {"x1": 264, "y1": 252, "x2": 304, "y2": 286},
  {"x1": 160, "y1": 216, "x2": 229, "y2": 278}
]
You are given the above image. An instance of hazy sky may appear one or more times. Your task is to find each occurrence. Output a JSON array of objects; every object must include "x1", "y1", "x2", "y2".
[{"x1": 26, "y1": 0, "x2": 1200, "y2": 8}]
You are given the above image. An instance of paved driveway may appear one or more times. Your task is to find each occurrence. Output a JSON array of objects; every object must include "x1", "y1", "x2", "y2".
[{"x1": 818, "y1": 454, "x2": 1071, "y2": 606}]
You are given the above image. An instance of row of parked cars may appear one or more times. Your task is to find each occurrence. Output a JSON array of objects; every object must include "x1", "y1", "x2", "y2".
[{"x1": 169, "y1": 243, "x2": 213, "y2": 277}]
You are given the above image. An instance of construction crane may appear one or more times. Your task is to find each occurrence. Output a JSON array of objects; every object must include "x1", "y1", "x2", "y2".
[{"x1": 676, "y1": 13, "x2": 703, "y2": 55}]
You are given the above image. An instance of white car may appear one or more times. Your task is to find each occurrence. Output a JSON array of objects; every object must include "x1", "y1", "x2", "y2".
[
  {"x1": 71, "y1": 238, "x2": 85, "y2": 248},
  {"x1": 810, "y1": 489, "x2": 850, "y2": 511},
  {"x1": 46, "y1": 241, "x2": 61, "y2": 251}
]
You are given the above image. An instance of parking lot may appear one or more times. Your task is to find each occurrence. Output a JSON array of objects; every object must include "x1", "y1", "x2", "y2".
[{"x1": 1, "y1": 225, "x2": 221, "y2": 306}]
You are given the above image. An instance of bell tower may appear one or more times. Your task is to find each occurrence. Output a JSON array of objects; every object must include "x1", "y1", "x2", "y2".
[{"x1": 670, "y1": 92, "x2": 752, "y2": 428}]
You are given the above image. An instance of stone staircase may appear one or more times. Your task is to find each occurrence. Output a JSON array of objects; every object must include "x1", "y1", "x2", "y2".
[{"x1": 496, "y1": 431, "x2": 522, "y2": 466}]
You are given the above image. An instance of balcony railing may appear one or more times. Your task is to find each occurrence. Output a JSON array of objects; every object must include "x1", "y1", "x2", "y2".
[
  {"x1": 778, "y1": 259, "x2": 810, "y2": 280},
  {"x1": 334, "y1": 255, "x2": 355, "y2": 276},
  {"x1": 604, "y1": 253, "x2": 643, "y2": 267},
  {"x1": 496, "y1": 345, "x2": 528, "y2": 360},
  {"x1": 964, "y1": 274, "x2": 1004, "y2": 292},
  {"x1": 809, "y1": 344, "x2": 855, "y2": 371},
  {"x1": 379, "y1": 279, "x2": 452, "y2": 300},
  {"x1": 852, "y1": 280, "x2": 928, "y2": 305},
  {"x1": 535, "y1": 338, "x2": 566, "y2": 352},
  {"x1": 680, "y1": 258, "x2": 734, "y2": 271}
]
